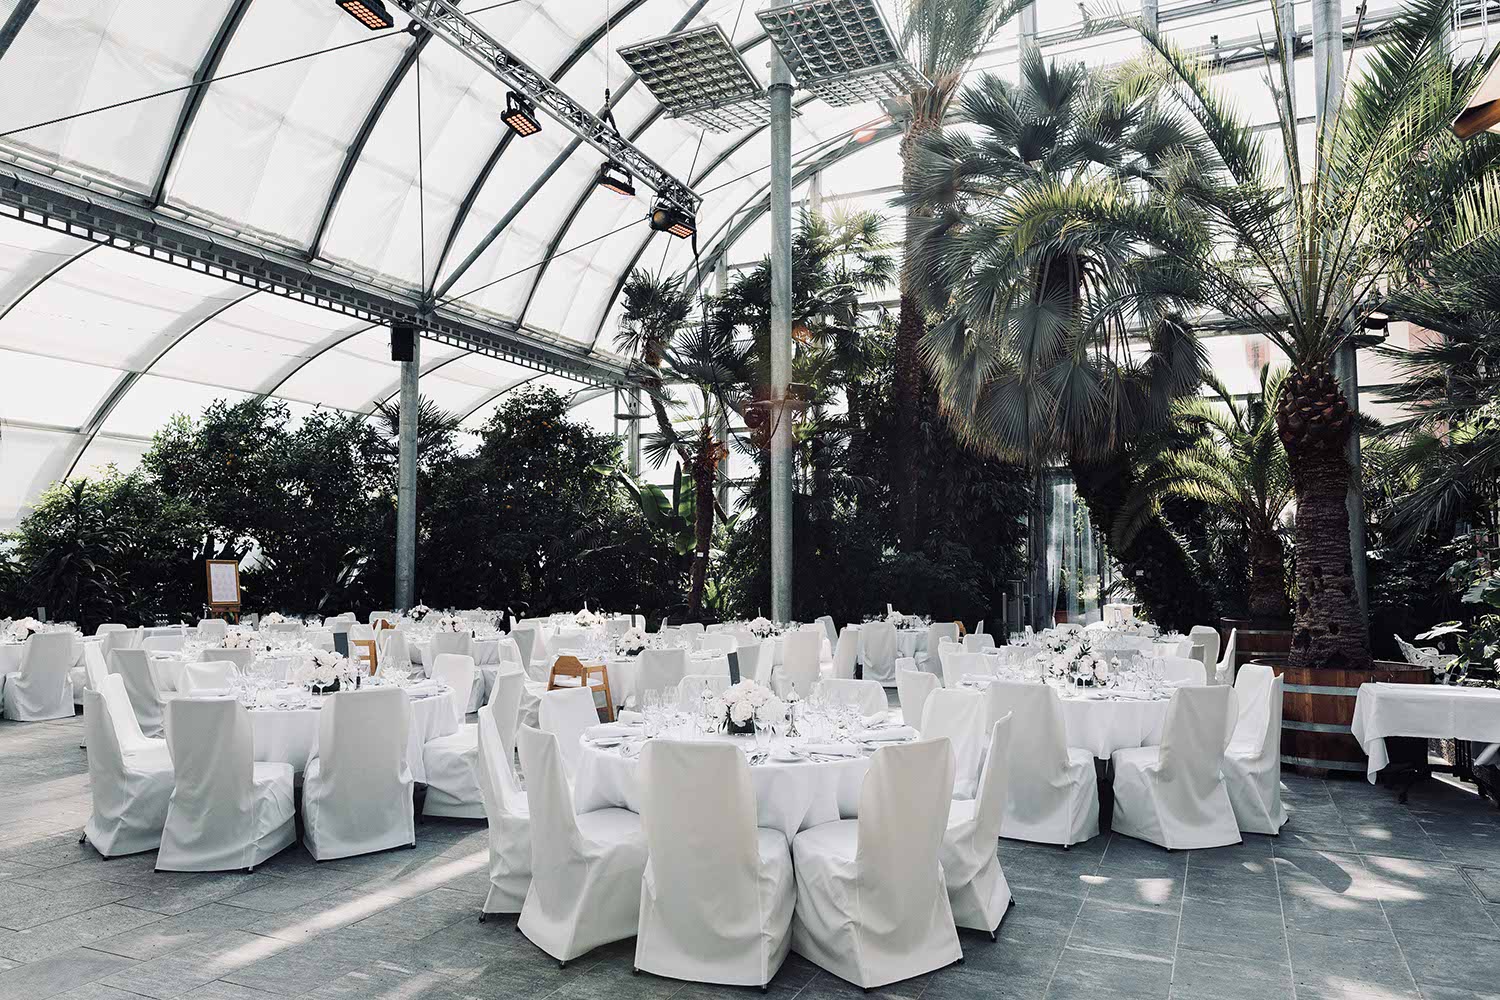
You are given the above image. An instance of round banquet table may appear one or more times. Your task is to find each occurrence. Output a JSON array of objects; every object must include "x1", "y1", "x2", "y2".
[
  {"x1": 573, "y1": 733, "x2": 882, "y2": 841},
  {"x1": 964, "y1": 679, "x2": 1171, "y2": 759},
  {"x1": 410, "y1": 635, "x2": 503, "y2": 668},
  {"x1": 842, "y1": 624, "x2": 926, "y2": 667},
  {"x1": 246, "y1": 688, "x2": 457, "y2": 780}
]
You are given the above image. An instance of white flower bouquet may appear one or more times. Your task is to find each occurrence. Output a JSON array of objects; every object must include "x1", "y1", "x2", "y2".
[
  {"x1": 294, "y1": 648, "x2": 358, "y2": 693},
  {"x1": 619, "y1": 625, "x2": 647, "y2": 654},
  {"x1": 6, "y1": 617, "x2": 43, "y2": 642},
  {"x1": 261, "y1": 612, "x2": 287, "y2": 626},
  {"x1": 720, "y1": 680, "x2": 782, "y2": 734},
  {"x1": 436, "y1": 614, "x2": 466, "y2": 633},
  {"x1": 1034, "y1": 636, "x2": 1108, "y2": 685},
  {"x1": 223, "y1": 630, "x2": 265, "y2": 650},
  {"x1": 408, "y1": 604, "x2": 431, "y2": 622},
  {"x1": 747, "y1": 616, "x2": 779, "y2": 639},
  {"x1": 574, "y1": 607, "x2": 603, "y2": 627}
]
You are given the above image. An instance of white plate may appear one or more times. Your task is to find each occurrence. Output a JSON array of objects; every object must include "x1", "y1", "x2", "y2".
[
  {"x1": 770, "y1": 748, "x2": 802, "y2": 763},
  {"x1": 590, "y1": 736, "x2": 624, "y2": 748}
]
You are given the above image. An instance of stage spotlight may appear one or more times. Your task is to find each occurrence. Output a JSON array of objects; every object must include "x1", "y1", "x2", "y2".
[
  {"x1": 501, "y1": 91, "x2": 541, "y2": 137},
  {"x1": 648, "y1": 201, "x2": 696, "y2": 239},
  {"x1": 336, "y1": 0, "x2": 394, "y2": 31},
  {"x1": 598, "y1": 160, "x2": 636, "y2": 197}
]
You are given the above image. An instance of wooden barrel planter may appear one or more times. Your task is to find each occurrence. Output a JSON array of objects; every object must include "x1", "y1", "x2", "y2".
[
  {"x1": 1220, "y1": 618, "x2": 1291, "y2": 674},
  {"x1": 1248, "y1": 656, "x2": 1430, "y2": 777}
]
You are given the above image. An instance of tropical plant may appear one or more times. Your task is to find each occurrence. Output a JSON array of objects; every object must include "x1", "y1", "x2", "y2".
[
  {"x1": 1117, "y1": 369, "x2": 1293, "y2": 621},
  {"x1": 886, "y1": 0, "x2": 1030, "y2": 547},
  {"x1": 1109, "y1": 0, "x2": 1500, "y2": 669}
]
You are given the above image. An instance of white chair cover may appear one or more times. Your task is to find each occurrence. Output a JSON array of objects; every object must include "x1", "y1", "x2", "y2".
[
  {"x1": 203, "y1": 646, "x2": 255, "y2": 671},
  {"x1": 539, "y1": 687, "x2": 599, "y2": 781},
  {"x1": 375, "y1": 628, "x2": 411, "y2": 675},
  {"x1": 860, "y1": 621, "x2": 898, "y2": 686},
  {"x1": 516, "y1": 726, "x2": 647, "y2": 963},
  {"x1": 789, "y1": 738, "x2": 961, "y2": 989},
  {"x1": 698, "y1": 633, "x2": 737, "y2": 656},
  {"x1": 916, "y1": 622, "x2": 959, "y2": 674},
  {"x1": 196, "y1": 619, "x2": 228, "y2": 642},
  {"x1": 963, "y1": 633, "x2": 996, "y2": 652},
  {"x1": 816, "y1": 678, "x2": 888, "y2": 717},
  {"x1": 95, "y1": 623, "x2": 127, "y2": 637},
  {"x1": 490, "y1": 666, "x2": 525, "y2": 763},
  {"x1": 895, "y1": 665, "x2": 939, "y2": 732},
  {"x1": 780, "y1": 629, "x2": 823, "y2": 698},
  {"x1": 2, "y1": 631, "x2": 75, "y2": 721},
  {"x1": 831, "y1": 626, "x2": 859, "y2": 680},
  {"x1": 431, "y1": 653, "x2": 476, "y2": 728},
  {"x1": 476, "y1": 690, "x2": 530, "y2": 915},
  {"x1": 920, "y1": 688, "x2": 987, "y2": 799},
  {"x1": 1224, "y1": 666, "x2": 1287, "y2": 834},
  {"x1": 82, "y1": 682, "x2": 174, "y2": 857},
  {"x1": 109, "y1": 648, "x2": 164, "y2": 738},
  {"x1": 142, "y1": 634, "x2": 185, "y2": 653},
  {"x1": 83, "y1": 641, "x2": 110, "y2": 692},
  {"x1": 677, "y1": 674, "x2": 731, "y2": 701},
  {"x1": 677, "y1": 623, "x2": 705, "y2": 641},
  {"x1": 509, "y1": 626, "x2": 539, "y2": 678},
  {"x1": 1111, "y1": 685, "x2": 1241, "y2": 850},
  {"x1": 816, "y1": 615, "x2": 838, "y2": 646},
  {"x1": 983, "y1": 681, "x2": 1099, "y2": 847},
  {"x1": 301, "y1": 688, "x2": 415, "y2": 861},
  {"x1": 1161, "y1": 655, "x2": 1207, "y2": 686},
  {"x1": 737, "y1": 640, "x2": 773, "y2": 686},
  {"x1": 638, "y1": 647, "x2": 690, "y2": 697},
  {"x1": 182, "y1": 660, "x2": 236, "y2": 695},
  {"x1": 943, "y1": 717, "x2": 1014, "y2": 937},
  {"x1": 936, "y1": 640, "x2": 966, "y2": 689},
  {"x1": 422, "y1": 653, "x2": 485, "y2": 820},
  {"x1": 368, "y1": 610, "x2": 395, "y2": 624},
  {"x1": 100, "y1": 627, "x2": 143, "y2": 660},
  {"x1": 1215, "y1": 628, "x2": 1239, "y2": 685},
  {"x1": 157, "y1": 698, "x2": 295, "y2": 872},
  {"x1": 635, "y1": 740, "x2": 794, "y2": 986},
  {"x1": 1189, "y1": 625, "x2": 1220, "y2": 673},
  {"x1": 98, "y1": 671, "x2": 163, "y2": 756}
]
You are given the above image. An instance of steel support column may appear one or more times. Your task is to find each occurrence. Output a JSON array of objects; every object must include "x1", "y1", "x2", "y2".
[
  {"x1": 395, "y1": 335, "x2": 421, "y2": 611},
  {"x1": 769, "y1": 50, "x2": 794, "y2": 625},
  {"x1": 715, "y1": 254, "x2": 731, "y2": 511}
]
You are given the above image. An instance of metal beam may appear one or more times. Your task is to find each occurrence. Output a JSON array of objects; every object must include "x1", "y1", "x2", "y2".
[
  {"x1": 61, "y1": 289, "x2": 260, "y2": 480},
  {"x1": 434, "y1": 1, "x2": 717, "y2": 305},
  {"x1": 0, "y1": 0, "x2": 40, "y2": 62},
  {"x1": 149, "y1": 0, "x2": 253, "y2": 208},
  {"x1": 308, "y1": 25, "x2": 433, "y2": 262},
  {"x1": 428, "y1": 0, "x2": 654, "y2": 291},
  {"x1": 768, "y1": 49, "x2": 793, "y2": 625},
  {"x1": 0, "y1": 162, "x2": 629, "y2": 387},
  {"x1": 0, "y1": 243, "x2": 97, "y2": 325},
  {"x1": 395, "y1": 332, "x2": 420, "y2": 609}
]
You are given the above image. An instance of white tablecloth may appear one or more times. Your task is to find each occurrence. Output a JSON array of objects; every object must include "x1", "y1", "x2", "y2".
[
  {"x1": 1351, "y1": 682, "x2": 1500, "y2": 782},
  {"x1": 574, "y1": 734, "x2": 874, "y2": 840},
  {"x1": 411, "y1": 635, "x2": 503, "y2": 667},
  {"x1": 246, "y1": 689, "x2": 456, "y2": 780},
  {"x1": 842, "y1": 625, "x2": 926, "y2": 668},
  {"x1": 1059, "y1": 693, "x2": 1171, "y2": 759}
]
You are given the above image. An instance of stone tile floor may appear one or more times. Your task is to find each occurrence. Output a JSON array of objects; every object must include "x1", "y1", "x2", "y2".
[{"x1": 2, "y1": 713, "x2": 1498, "y2": 1000}]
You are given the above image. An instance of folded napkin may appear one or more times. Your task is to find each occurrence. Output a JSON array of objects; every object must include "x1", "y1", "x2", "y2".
[
  {"x1": 859, "y1": 725, "x2": 917, "y2": 743},
  {"x1": 585, "y1": 722, "x2": 637, "y2": 740},
  {"x1": 617, "y1": 710, "x2": 643, "y2": 725},
  {"x1": 405, "y1": 682, "x2": 439, "y2": 698},
  {"x1": 797, "y1": 743, "x2": 862, "y2": 757},
  {"x1": 861, "y1": 711, "x2": 889, "y2": 728}
]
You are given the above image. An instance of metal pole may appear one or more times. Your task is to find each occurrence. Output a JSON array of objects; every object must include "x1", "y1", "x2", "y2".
[
  {"x1": 1019, "y1": 1, "x2": 1038, "y2": 59},
  {"x1": 769, "y1": 50, "x2": 795, "y2": 624},
  {"x1": 627, "y1": 388, "x2": 641, "y2": 476},
  {"x1": 715, "y1": 255, "x2": 732, "y2": 512},
  {"x1": 394, "y1": 333, "x2": 421, "y2": 611},
  {"x1": 1312, "y1": 0, "x2": 1367, "y2": 616},
  {"x1": 1140, "y1": 0, "x2": 1158, "y2": 37},
  {"x1": 1280, "y1": 0, "x2": 1297, "y2": 116}
]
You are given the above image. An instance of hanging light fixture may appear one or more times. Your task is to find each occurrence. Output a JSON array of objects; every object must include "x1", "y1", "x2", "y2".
[
  {"x1": 501, "y1": 91, "x2": 541, "y2": 137},
  {"x1": 598, "y1": 160, "x2": 636, "y2": 197},
  {"x1": 335, "y1": 0, "x2": 395, "y2": 31},
  {"x1": 648, "y1": 200, "x2": 695, "y2": 239}
]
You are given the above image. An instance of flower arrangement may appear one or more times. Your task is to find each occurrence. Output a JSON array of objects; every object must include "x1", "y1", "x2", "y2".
[
  {"x1": 408, "y1": 604, "x2": 432, "y2": 622},
  {"x1": 574, "y1": 607, "x2": 603, "y2": 628},
  {"x1": 261, "y1": 612, "x2": 288, "y2": 626},
  {"x1": 1102, "y1": 619, "x2": 1159, "y2": 639},
  {"x1": 1033, "y1": 635, "x2": 1108, "y2": 684},
  {"x1": 6, "y1": 617, "x2": 43, "y2": 641},
  {"x1": 436, "y1": 614, "x2": 466, "y2": 633},
  {"x1": 222, "y1": 630, "x2": 265, "y2": 650},
  {"x1": 720, "y1": 680, "x2": 785, "y2": 734},
  {"x1": 747, "y1": 616, "x2": 779, "y2": 639},
  {"x1": 294, "y1": 649, "x2": 358, "y2": 693},
  {"x1": 619, "y1": 625, "x2": 647, "y2": 655}
]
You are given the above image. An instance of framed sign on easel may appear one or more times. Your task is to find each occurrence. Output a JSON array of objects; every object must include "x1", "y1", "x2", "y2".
[{"x1": 205, "y1": 559, "x2": 242, "y2": 622}]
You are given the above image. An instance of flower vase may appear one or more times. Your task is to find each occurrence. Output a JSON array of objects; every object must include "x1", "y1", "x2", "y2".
[{"x1": 724, "y1": 716, "x2": 754, "y2": 736}]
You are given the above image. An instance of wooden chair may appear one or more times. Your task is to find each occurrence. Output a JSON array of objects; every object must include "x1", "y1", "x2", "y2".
[
  {"x1": 350, "y1": 638, "x2": 378, "y2": 676},
  {"x1": 372, "y1": 619, "x2": 394, "y2": 632},
  {"x1": 547, "y1": 654, "x2": 615, "y2": 723}
]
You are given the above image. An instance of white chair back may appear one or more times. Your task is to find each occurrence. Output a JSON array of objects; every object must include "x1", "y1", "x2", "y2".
[
  {"x1": 431, "y1": 653, "x2": 476, "y2": 726},
  {"x1": 816, "y1": 615, "x2": 838, "y2": 646},
  {"x1": 983, "y1": 681, "x2": 1074, "y2": 824},
  {"x1": 475, "y1": 693, "x2": 531, "y2": 912},
  {"x1": 1230, "y1": 663, "x2": 1275, "y2": 752},
  {"x1": 920, "y1": 688, "x2": 987, "y2": 799},
  {"x1": 677, "y1": 623, "x2": 705, "y2": 641},
  {"x1": 375, "y1": 628, "x2": 410, "y2": 674},
  {"x1": 308, "y1": 688, "x2": 413, "y2": 855},
  {"x1": 206, "y1": 646, "x2": 256, "y2": 671},
  {"x1": 490, "y1": 666, "x2": 525, "y2": 761},
  {"x1": 972, "y1": 716, "x2": 1013, "y2": 847},
  {"x1": 1159, "y1": 685, "x2": 1236, "y2": 801},
  {"x1": 430, "y1": 631, "x2": 472, "y2": 662},
  {"x1": 109, "y1": 648, "x2": 164, "y2": 738},
  {"x1": 161, "y1": 697, "x2": 256, "y2": 866},
  {"x1": 816, "y1": 677, "x2": 888, "y2": 717},
  {"x1": 142, "y1": 634, "x2": 185, "y2": 653},
  {"x1": 83, "y1": 682, "x2": 171, "y2": 856},
  {"x1": 368, "y1": 611, "x2": 395, "y2": 624},
  {"x1": 639, "y1": 647, "x2": 691, "y2": 696},
  {"x1": 895, "y1": 664, "x2": 939, "y2": 732},
  {"x1": 100, "y1": 627, "x2": 143, "y2": 660},
  {"x1": 677, "y1": 674, "x2": 731, "y2": 702},
  {"x1": 963, "y1": 633, "x2": 995, "y2": 652},
  {"x1": 539, "y1": 687, "x2": 599, "y2": 779},
  {"x1": 831, "y1": 626, "x2": 859, "y2": 680},
  {"x1": 1215, "y1": 628, "x2": 1239, "y2": 685},
  {"x1": 95, "y1": 623, "x2": 127, "y2": 637},
  {"x1": 859, "y1": 621, "x2": 898, "y2": 685},
  {"x1": 196, "y1": 619, "x2": 228, "y2": 642},
  {"x1": 4, "y1": 630, "x2": 75, "y2": 722},
  {"x1": 183, "y1": 660, "x2": 236, "y2": 695},
  {"x1": 736, "y1": 639, "x2": 774, "y2": 686},
  {"x1": 516, "y1": 725, "x2": 586, "y2": 871},
  {"x1": 97, "y1": 673, "x2": 156, "y2": 755},
  {"x1": 1189, "y1": 626, "x2": 1220, "y2": 673},
  {"x1": 698, "y1": 633, "x2": 737, "y2": 656},
  {"x1": 83, "y1": 641, "x2": 110, "y2": 691},
  {"x1": 781, "y1": 629, "x2": 822, "y2": 696},
  {"x1": 926, "y1": 622, "x2": 959, "y2": 656},
  {"x1": 509, "y1": 626, "x2": 537, "y2": 670},
  {"x1": 1160, "y1": 655, "x2": 1207, "y2": 686}
]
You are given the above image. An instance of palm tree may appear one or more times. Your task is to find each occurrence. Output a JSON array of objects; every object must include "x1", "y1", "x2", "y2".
[
  {"x1": 1117, "y1": 0, "x2": 1500, "y2": 669},
  {"x1": 1117, "y1": 370, "x2": 1293, "y2": 622},
  {"x1": 900, "y1": 52, "x2": 1214, "y2": 626},
  {"x1": 618, "y1": 272, "x2": 753, "y2": 617},
  {"x1": 887, "y1": 0, "x2": 1030, "y2": 547}
]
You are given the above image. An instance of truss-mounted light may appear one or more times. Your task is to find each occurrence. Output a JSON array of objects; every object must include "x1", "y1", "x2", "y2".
[
  {"x1": 598, "y1": 160, "x2": 636, "y2": 197},
  {"x1": 619, "y1": 25, "x2": 771, "y2": 133},
  {"x1": 648, "y1": 201, "x2": 696, "y2": 239},
  {"x1": 336, "y1": 0, "x2": 395, "y2": 30},
  {"x1": 756, "y1": 0, "x2": 929, "y2": 107},
  {"x1": 501, "y1": 91, "x2": 541, "y2": 137}
]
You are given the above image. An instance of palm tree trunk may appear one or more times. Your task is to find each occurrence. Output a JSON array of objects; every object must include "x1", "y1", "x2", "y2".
[
  {"x1": 687, "y1": 425, "x2": 716, "y2": 618},
  {"x1": 1286, "y1": 444, "x2": 1371, "y2": 670},
  {"x1": 1246, "y1": 523, "x2": 1288, "y2": 622},
  {"x1": 893, "y1": 120, "x2": 937, "y2": 550}
]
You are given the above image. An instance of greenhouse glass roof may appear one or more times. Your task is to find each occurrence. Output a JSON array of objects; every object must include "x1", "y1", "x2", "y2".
[{"x1": 0, "y1": 0, "x2": 1484, "y2": 527}]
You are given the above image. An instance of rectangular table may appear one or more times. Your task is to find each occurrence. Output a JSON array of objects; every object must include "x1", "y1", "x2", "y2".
[{"x1": 1350, "y1": 682, "x2": 1500, "y2": 782}]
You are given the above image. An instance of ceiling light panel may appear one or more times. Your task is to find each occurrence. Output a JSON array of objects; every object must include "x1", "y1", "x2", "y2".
[
  {"x1": 756, "y1": 0, "x2": 928, "y2": 106},
  {"x1": 619, "y1": 25, "x2": 769, "y2": 133}
]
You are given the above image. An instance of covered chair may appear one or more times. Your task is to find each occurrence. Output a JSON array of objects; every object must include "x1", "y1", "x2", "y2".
[
  {"x1": 509, "y1": 626, "x2": 540, "y2": 678},
  {"x1": 95, "y1": 623, "x2": 127, "y2": 637},
  {"x1": 81, "y1": 679, "x2": 174, "y2": 857},
  {"x1": 737, "y1": 639, "x2": 774, "y2": 687},
  {"x1": 943, "y1": 716, "x2": 1015, "y2": 940},
  {"x1": 182, "y1": 660, "x2": 236, "y2": 695},
  {"x1": 1214, "y1": 628, "x2": 1240, "y2": 685},
  {"x1": 634, "y1": 740, "x2": 794, "y2": 987},
  {"x1": 677, "y1": 674, "x2": 731, "y2": 702},
  {"x1": 963, "y1": 633, "x2": 996, "y2": 652},
  {"x1": 984, "y1": 681, "x2": 1099, "y2": 847},
  {"x1": 789, "y1": 738, "x2": 962, "y2": 989},
  {"x1": 109, "y1": 648, "x2": 165, "y2": 738},
  {"x1": 1224, "y1": 665, "x2": 1288, "y2": 835},
  {"x1": 895, "y1": 665, "x2": 939, "y2": 732},
  {"x1": 516, "y1": 725, "x2": 648, "y2": 965},
  {"x1": 816, "y1": 678, "x2": 888, "y2": 718},
  {"x1": 301, "y1": 688, "x2": 415, "y2": 861},
  {"x1": 2, "y1": 630, "x2": 76, "y2": 721},
  {"x1": 196, "y1": 619, "x2": 228, "y2": 642},
  {"x1": 142, "y1": 633, "x2": 186, "y2": 654},
  {"x1": 1189, "y1": 625, "x2": 1221, "y2": 674},
  {"x1": 920, "y1": 688, "x2": 987, "y2": 800},
  {"x1": 423, "y1": 661, "x2": 520, "y2": 820},
  {"x1": 860, "y1": 621, "x2": 899, "y2": 685},
  {"x1": 698, "y1": 633, "x2": 737, "y2": 656},
  {"x1": 100, "y1": 627, "x2": 143, "y2": 660},
  {"x1": 539, "y1": 687, "x2": 600, "y2": 781},
  {"x1": 638, "y1": 647, "x2": 690, "y2": 697},
  {"x1": 830, "y1": 626, "x2": 859, "y2": 680},
  {"x1": 916, "y1": 622, "x2": 959, "y2": 675},
  {"x1": 816, "y1": 614, "x2": 838, "y2": 647},
  {"x1": 1160, "y1": 655, "x2": 1207, "y2": 686},
  {"x1": 780, "y1": 628, "x2": 823, "y2": 697},
  {"x1": 430, "y1": 653, "x2": 476, "y2": 728},
  {"x1": 476, "y1": 685, "x2": 531, "y2": 916},
  {"x1": 1111, "y1": 685, "x2": 1241, "y2": 850},
  {"x1": 206, "y1": 646, "x2": 256, "y2": 671},
  {"x1": 157, "y1": 697, "x2": 295, "y2": 872}
]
